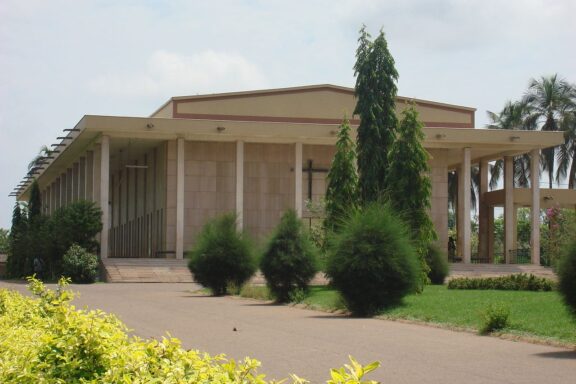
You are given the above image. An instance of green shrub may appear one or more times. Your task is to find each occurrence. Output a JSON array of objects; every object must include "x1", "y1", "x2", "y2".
[
  {"x1": 426, "y1": 243, "x2": 448, "y2": 285},
  {"x1": 557, "y1": 238, "x2": 576, "y2": 317},
  {"x1": 326, "y1": 203, "x2": 420, "y2": 316},
  {"x1": 0, "y1": 277, "x2": 380, "y2": 383},
  {"x1": 61, "y1": 244, "x2": 99, "y2": 283},
  {"x1": 447, "y1": 274, "x2": 555, "y2": 291},
  {"x1": 187, "y1": 213, "x2": 256, "y2": 296},
  {"x1": 260, "y1": 210, "x2": 319, "y2": 303},
  {"x1": 479, "y1": 303, "x2": 510, "y2": 334}
]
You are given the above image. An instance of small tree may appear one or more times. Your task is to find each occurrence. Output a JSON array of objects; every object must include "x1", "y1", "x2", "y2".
[
  {"x1": 61, "y1": 244, "x2": 99, "y2": 284},
  {"x1": 188, "y1": 213, "x2": 256, "y2": 296},
  {"x1": 557, "y1": 238, "x2": 576, "y2": 318},
  {"x1": 48, "y1": 200, "x2": 102, "y2": 277},
  {"x1": 28, "y1": 180, "x2": 42, "y2": 220},
  {"x1": 6, "y1": 203, "x2": 27, "y2": 277},
  {"x1": 385, "y1": 105, "x2": 437, "y2": 287},
  {"x1": 0, "y1": 228, "x2": 9, "y2": 254},
  {"x1": 324, "y1": 116, "x2": 358, "y2": 232},
  {"x1": 326, "y1": 203, "x2": 420, "y2": 316},
  {"x1": 260, "y1": 210, "x2": 319, "y2": 303},
  {"x1": 354, "y1": 26, "x2": 399, "y2": 204}
]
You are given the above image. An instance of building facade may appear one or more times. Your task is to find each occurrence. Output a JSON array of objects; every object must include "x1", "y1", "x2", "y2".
[{"x1": 14, "y1": 85, "x2": 567, "y2": 265}]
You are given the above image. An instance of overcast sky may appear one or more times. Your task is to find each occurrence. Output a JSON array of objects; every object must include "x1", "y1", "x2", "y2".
[{"x1": 1, "y1": 0, "x2": 575, "y2": 229}]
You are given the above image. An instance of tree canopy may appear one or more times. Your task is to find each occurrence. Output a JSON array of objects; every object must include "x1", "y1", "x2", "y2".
[{"x1": 353, "y1": 26, "x2": 398, "y2": 204}]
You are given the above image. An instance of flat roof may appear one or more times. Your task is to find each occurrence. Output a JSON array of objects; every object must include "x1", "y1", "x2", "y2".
[{"x1": 14, "y1": 114, "x2": 563, "y2": 200}]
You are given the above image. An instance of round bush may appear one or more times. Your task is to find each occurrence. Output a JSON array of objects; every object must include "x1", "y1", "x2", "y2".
[
  {"x1": 61, "y1": 244, "x2": 99, "y2": 283},
  {"x1": 326, "y1": 203, "x2": 420, "y2": 316},
  {"x1": 558, "y1": 238, "x2": 576, "y2": 317},
  {"x1": 260, "y1": 210, "x2": 319, "y2": 303},
  {"x1": 188, "y1": 213, "x2": 256, "y2": 296},
  {"x1": 426, "y1": 243, "x2": 449, "y2": 285}
]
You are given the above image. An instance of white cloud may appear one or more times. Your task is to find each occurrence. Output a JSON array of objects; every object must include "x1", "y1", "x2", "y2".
[{"x1": 88, "y1": 50, "x2": 269, "y2": 98}]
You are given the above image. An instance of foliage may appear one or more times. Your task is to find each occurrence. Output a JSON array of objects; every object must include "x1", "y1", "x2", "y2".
[
  {"x1": 260, "y1": 210, "x2": 319, "y2": 303},
  {"x1": 541, "y1": 207, "x2": 576, "y2": 266},
  {"x1": 479, "y1": 303, "x2": 510, "y2": 335},
  {"x1": 488, "y1": 74, "x2": 576, "y2": 189},
  {"x1": 523, "y1": 74, "x2": 576, "y2": 188},
  {"x1": 386, "y1": 105, "x2": 436, "y2": 287},
  {"x1": 447, "y1": 274, "x2": 555, "y2": 291},
  {"x1": 7, "y1": 198, "x2": 102, "y2": 280},
  {"x1": 425, "y1": 243, "x2": 448, "y2": 285},
  {"x1": 326, "y1": 203, "x2": 420, "y2": 316},
  {"x1": 0, "y1": 278, "x2": 380, "y2": 383},
  {"x1": 50, "y1": 200, "x2": 103, "y2": 255},
  {"x1": 0, "y1": 228, "x2": 9, "y2": 254},
  {"x1": 354, "y1": 26, "x2": 398, "y2": 204},
  {"x1": 61, "y1": 244, "x2": 99, "y2": 283},
  {"x1": 325, "y1": 116, "x2": 358, "y2": 232},
  {"x1": 28, "y1": 180, "x2": 42, "y2": 219},
  {"x1": 6, "y1": 203, "x2": 28, "y2": 277},
  {"x1": 557, "y1": 238, "x2": 576, "y2": 317},
  {"x1": 188, "y1": 213, "x2": 256, "y2": 296}
]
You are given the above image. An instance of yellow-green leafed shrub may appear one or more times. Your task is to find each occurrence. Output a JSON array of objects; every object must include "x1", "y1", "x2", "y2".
[{"x1": 0, "y1": 277, "x2": 380, "y2": 383}]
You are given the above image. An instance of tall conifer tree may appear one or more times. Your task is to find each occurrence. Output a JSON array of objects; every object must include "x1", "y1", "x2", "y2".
[
  {"x1": 7, "y1": 203, "x2": 26, "y2": 277},
  {"x1": 354, "y1": 26, "x2": 399, "y2": 204},
  {"x1": 28, "y1": 180, "x2": 41, "y2": 219},
  {"x1": 386, "y1": 105, "x2": 437, "y2": 287},
  {"x1": 325, "y1": 116, "x2": 358, "y2": 232}
]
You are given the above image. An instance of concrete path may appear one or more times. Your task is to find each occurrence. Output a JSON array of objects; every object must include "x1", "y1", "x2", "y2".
[{"x1": 1, "y1": 281, "x2": 574, "y2": 383}]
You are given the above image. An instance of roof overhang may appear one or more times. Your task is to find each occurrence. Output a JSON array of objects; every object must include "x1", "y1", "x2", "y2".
[
  {"x1": 484, "y1": 188, "x2": 576, "y2": 209},
  {"x1": 14, "y1": 115, "x2": 564, "y2": 200}
]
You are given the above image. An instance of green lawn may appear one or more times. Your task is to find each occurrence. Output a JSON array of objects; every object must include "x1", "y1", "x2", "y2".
[{"x1": 240, "y1": 285, "x2": 576, "y2": 346}]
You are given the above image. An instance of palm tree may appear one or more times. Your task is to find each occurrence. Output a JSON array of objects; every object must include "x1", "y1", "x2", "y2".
[
  {"x1": 486, "y1": 101, "x2": 534, "y2": 189},
  {"x1": 557, "y1": 111, "x2": 576, "y2": 188},
  {"x1": 522, "y1": 74, "x2": 576, "y2": 188},
  {"x1": 27, "y1": 145, "x2": 52, "y2": 172}
]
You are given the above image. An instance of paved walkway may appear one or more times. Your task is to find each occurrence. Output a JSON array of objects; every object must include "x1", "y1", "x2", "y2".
[{"x1": 1, "y1": 281, "x2": 574, "y2": 383}]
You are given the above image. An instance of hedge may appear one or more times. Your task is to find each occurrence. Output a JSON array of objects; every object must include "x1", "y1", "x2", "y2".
[
  {"x1": 447, "y1": 274, "x2": 555, "y2": 291},
  {"x1": 0, "y1": 278, "x2": 380, "y2": 383}
]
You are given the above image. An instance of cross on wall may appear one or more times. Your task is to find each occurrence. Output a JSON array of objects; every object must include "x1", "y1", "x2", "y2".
[{"x1": 303, "y1": 159, "x2": 329, "y2": 199}]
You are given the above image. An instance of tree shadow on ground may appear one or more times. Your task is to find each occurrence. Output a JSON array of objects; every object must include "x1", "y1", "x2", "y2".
[{"x1": 533, "y1": 351, "x2": 576, "y2": 359}]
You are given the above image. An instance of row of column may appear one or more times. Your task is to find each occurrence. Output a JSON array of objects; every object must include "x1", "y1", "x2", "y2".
[
  {"x1": 457, "y1": 148, "x2": 540, "y2": 264},
  {"x1": 41, "y1": 152, "x2": 95, "y2": 215},
  {"x1": 38, "y1": 136, "x2": 110, "y2": 260},
  {"x1": 172, "y1": 138, "x2": 305, "y2": 259}
]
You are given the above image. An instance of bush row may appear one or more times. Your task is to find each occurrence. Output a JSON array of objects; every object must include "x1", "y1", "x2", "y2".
[
  {"x1": 188, "y1": 204, "x2": 448, "y2": 316},
  {"x1": 7, "y1": 200, "x2": 102, "y2": 280},
  {"x1": 447, "y1": 273, "x2": 555, "y2": 291},
  {"x1": 0, "y1": 278, "x2": 379, "y2": 383}
]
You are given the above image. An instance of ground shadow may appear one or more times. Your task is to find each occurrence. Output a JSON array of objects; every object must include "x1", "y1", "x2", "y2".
[
  {"x1": 241, "y1": 302, "x2": 284, "y2": 307},
  {"x1": 534, "y1": 351, "x2": 576, "y2": 359}
]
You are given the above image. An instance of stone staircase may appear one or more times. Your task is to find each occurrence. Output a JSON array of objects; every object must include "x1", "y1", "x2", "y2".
[
  {"x1": 102, "y1": 258, "x2": 194, "y2": 283},
  {"x1": 449, "y1": 263, "x2": 556, "y2": 280},
  {"x1": 101, "y1": 259, "x2": 556, "y2": 283}
]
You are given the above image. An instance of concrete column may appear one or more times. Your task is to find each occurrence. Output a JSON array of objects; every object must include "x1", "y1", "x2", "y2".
[
  {"x1": 60, "y1": 172, "x2": 66, "y2": 208},
  {"x1": 72, "y1": 162, "x2": 79, "y2": 202},
  {"x1": 175, "y1": 137, "x2": 185, "y2": 259},
  {"x1": 478, "y1": 160, "x2": 489, "y2": 260},
  {"x1": 236, "y1": 141, "x2": 244, "y2": 231},
  {"x1": 79, "y1": 157, "x2": 86, "y2": 200},
  {"x1": 457, "y1": 148, "x2": 471, "y2": 263},
  {"x1": 93, "y1": 146, "x2": 102, "y2": 209},
  {"x1": 530, "y1": 149, "x2": 541, "y2": 265},
  {"x1": 66, "y1": 168, "x2": 73, "y2": 204},
  {"x1": 295, "y1": 142, "x2": 303, "y2": 218},
  {"x1": 99, "y1": 136, "x2": 110, "y2": 259},
  {"x1": 488, "y1": 206, "x2": 495, "y2": 262},
  {"x1": 86, "y1": 151, "x2": 94, "y2": 201},
  {"x1": 504, "y1": 156, "x2": 514, "y2": 263},
  {"x1": 46, "y1": 186, "x2": 51, "y2": 214}
]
